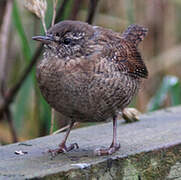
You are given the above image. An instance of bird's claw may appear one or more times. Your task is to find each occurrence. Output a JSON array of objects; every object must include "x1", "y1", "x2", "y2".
[
  {"x1": 48, "y1": 142, "x2": 79, "y2": 157},
  {"x1": 94, "y1": 143, "x2": 120, "y2": 156}
]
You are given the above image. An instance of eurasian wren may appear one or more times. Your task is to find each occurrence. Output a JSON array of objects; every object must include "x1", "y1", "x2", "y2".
[{"x1": 32, "y1": 20, "x2": 148, "y2": 156}]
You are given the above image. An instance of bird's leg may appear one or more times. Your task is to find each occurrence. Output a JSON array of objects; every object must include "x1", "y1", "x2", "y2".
[
  {"x1": 95, "y1": 115, "x2": 120, "y2": 156},
  {"x1": 48, "y1": 120, "x2": 79, "y2": 156}
]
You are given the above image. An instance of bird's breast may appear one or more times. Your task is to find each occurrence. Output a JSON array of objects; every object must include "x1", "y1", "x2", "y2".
[
  {"x1": 36, "y1": 56, "x2": 140, "y2": 122},
  {"x1": 36, "y1": 57, "x2": 95, "y2": 117}
]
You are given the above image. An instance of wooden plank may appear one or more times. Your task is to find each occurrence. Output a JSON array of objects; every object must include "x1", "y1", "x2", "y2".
[{"x1": 0, "y1": 106, "x2": 181, "y2": 179}]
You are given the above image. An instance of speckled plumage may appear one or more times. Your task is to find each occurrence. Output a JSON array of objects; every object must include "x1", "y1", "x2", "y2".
[
  {"x1": 34, "y1": 20, "x2": 148, "y2": 155},
  {"x1": 36, "y1": 21, "x2": 147, "y2": 122}
]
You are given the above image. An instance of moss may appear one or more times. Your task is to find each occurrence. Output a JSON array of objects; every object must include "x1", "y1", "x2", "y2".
[
  {"x1": 122, "y1": 159, "x2": 139, "y2": 180},
  {"x1": 43, "y1": 144, "x2": 181, "y2": 180},
  {"x1": 121, "y1": 144, "x2": 181, "y2": 180}
]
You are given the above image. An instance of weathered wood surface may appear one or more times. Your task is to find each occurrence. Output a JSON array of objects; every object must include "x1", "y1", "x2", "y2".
[{"x1": 0, "y1": 106, "x2": 181, "y2": 179}]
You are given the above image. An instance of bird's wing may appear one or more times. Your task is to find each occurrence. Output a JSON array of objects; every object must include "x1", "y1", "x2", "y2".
[
  {"x1": 103, "y1": 40, "x2": 148, "y2": 79},
  {"x1": 117, "y1": 44, "x2": 148, "y2": 78}
]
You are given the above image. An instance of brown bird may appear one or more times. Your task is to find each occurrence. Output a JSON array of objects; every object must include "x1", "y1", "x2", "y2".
[{"x1": 32, "y1": 20, "x2": 148, "y2": 156}]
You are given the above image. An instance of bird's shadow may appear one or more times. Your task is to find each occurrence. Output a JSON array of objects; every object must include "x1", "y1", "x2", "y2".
[{"x1": 46, "y1": 146, "x2": 107, "y2": 161}]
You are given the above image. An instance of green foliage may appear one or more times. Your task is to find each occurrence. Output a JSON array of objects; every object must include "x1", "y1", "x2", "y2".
[
  {"x1": 61, "y1": 0, "x2": 74, "y2": 20},
  {"x1": 12, "y1": 1, "x2": 32, "y2": 64},
  {"x1": 12, "y1": 1, "x2": 35, "y2": 134},
  {"x1": 125, "y1": 0, "x2": 135, "y2": 24},
  {"x1": 147, "y1": 76, "x2": 181, "y2": 112}
]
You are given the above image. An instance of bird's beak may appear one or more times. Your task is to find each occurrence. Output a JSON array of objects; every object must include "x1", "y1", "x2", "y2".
[{"x1": 32, "y1": 35, "x2": 54, "y2": 44}]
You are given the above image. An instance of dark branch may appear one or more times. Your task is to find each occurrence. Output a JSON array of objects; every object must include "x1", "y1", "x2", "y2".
[
  {"x1": 69, "y1": 0, "x2": 83, "y2": 20},
  {"x1": 5, "y1": 108, "x2": 18, "y2": 142},
  {"x1": 86, "y1": 0, "x2": 100, "y2": 24}
]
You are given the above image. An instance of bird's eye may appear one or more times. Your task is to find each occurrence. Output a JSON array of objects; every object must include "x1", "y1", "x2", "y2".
[{"x1": 63, "y1": 38, "x2": 72, "y2": 45}]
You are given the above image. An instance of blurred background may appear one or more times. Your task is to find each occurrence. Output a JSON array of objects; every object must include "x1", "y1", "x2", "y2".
[{"x1": 0, "y1": 0, "x2": 181, "y2": 144}]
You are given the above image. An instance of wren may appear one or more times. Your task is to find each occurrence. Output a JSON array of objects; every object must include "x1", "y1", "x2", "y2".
[{"x1": 32, "y1": 20, "x2": 148, "y2": 156}]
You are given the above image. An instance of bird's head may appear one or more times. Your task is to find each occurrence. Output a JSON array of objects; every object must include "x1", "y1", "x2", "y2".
[{"x1": 32, "y1": 20, "x2": 96, "y2": 59}]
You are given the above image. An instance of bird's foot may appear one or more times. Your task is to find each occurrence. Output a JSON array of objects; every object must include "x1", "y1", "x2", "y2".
[
  {"x1": 94, "y1": 143, "x2": 120, "y2": 156},
  {"x1": 48, "y1": 143, "x2": 79, "y2": 156}
]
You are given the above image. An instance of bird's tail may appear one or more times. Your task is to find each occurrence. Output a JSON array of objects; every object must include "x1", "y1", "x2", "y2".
[{"x1": 122, "y1": 24, "x2": 148, "y2": 46}]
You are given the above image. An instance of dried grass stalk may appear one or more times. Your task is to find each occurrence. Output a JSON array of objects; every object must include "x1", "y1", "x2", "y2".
[
  {"x1": 52, "y1": 0, "x2": 58, "y2": 27},
  {"x1": 50, "y1": 0, "x2": 58, "y2": 133},
  {"x1": 50, "y1": 108, "x2": 55, "y2": 134},
  {"x1": 24, "y1": 0, "x2": 47, "y2": 33}
]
